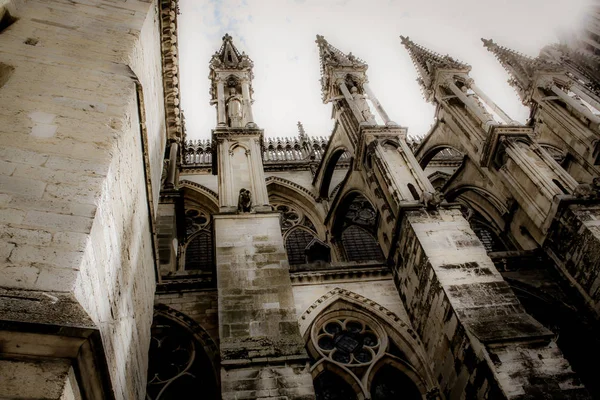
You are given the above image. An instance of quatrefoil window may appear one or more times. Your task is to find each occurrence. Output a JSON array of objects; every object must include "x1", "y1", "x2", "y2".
[{"x1": 316, "y1": 319, "x2": 380, "y2": 366}]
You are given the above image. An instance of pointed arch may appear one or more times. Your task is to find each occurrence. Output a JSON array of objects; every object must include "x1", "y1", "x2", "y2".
[
  {"x1": 299, "y1": 288, "x2": 437, "y2": 393},
  {"x1": 179, "y1": 180, "x2": 219, "y2": 213},
  {"x1": 147, "y1": 304, "x2": 220, "y2": 399},
  {"x1": 266, "y1": 176, "x2": 326, "y2": 238}
]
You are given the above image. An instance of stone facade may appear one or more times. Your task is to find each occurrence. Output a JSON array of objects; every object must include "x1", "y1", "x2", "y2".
[{"x1": 1, "y1": 1, "x2": 600, "y2": 400}]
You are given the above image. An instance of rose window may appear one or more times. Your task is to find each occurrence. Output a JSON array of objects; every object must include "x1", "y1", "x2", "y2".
[{"x1": 315, "y1": 319, "x2": 381, "y2": 366}]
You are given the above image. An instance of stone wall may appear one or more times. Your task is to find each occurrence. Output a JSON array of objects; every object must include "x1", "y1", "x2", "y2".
[
  {"x1": 546, "y1": 204, "x2": 600, "y2": 315},
  {"x1": 292, "y1": 278, "x2": 409, "y2": 324},
  {"x1": 155, "y1": 289, "x2": 219, "y2": 344},
  {"x1": 0, "y1": 1, "x2": 164, "y2": 398}
]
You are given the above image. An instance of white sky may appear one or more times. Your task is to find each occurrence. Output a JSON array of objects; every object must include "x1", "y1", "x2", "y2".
[{"x1": 178, "y1": 0, "x2": 589, "y2": 140}]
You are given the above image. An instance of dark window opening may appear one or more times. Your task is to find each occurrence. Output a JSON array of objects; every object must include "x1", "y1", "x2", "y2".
[
  {"x1": 314, "y1": 370, "x2": 357, "y2": 400},
  {"x1": 553, "y1": 179, "x2": 569, "y2": 194},
  {"x1": 370, "y1": 365, "x2": 421, "y2": 400},
  {"x1": 185, "y1": 231, "x2": 213, "y2": 272},
  {"x1": 0, "y1": 8, "x2": 17, "y2": 34},
  {"x1": 147, "y1": 315, "x2": 218, "y2": 400},
  {"x1": 407, "y1": 183, "x2": 420, "y2": 201},
  {"x1": 285, "y1": 228, "x2": 331, "y2": 267},
  {"x1": 342, "y1": 225, "x2": 384, "y2": 262}
]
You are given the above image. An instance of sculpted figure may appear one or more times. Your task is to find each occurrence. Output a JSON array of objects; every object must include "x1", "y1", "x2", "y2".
[
  {"x1": 350, "y1": 86, "x2": 375, "y2": 123},
  {"x1": 574, "y1": 183, "x2": 594, "y2": 199},
  {"x1": 237, "y1": 188, "x2": 252, "y2": 212},
  {"x1": 420, "y1": 189, "x2": 444, "y2": 210},
  {"x1": 226, "y1": 87, "x2": 243, "y2": 128}
]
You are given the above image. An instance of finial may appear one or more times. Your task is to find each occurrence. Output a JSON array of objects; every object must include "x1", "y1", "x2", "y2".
[
  {"x1": 223, "y1": 33, "x2": 232, "y2": 42},
  {"x1": 316, "y1": 34, "x2": 327, "y2": 44},
  {"x1": 297, "y1": 121, "x2": 306, "y2": 137},
  {"x1": 481, "y1": 38, "x2": 495, "y2": 49}
]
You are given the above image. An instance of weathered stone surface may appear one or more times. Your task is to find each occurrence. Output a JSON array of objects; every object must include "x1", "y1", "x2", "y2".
[{"x1": 0, "y1": 0, "x2": 164, "y2": 398}]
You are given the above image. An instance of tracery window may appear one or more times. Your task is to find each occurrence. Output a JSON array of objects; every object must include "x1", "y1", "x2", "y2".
[
  {"x1": 272, "y1": 200, "x2": 331, "y2": 267},
  {"x1": 183, "y1": 207, "x2": 214, "y2": 274},
  {"x1": 146, "y1": 315, "x2": 218, "y2": 400},
  {"x1": 337, "y1": 195, "x2": 384, "y2": 262},
  {"x1": 308, "y1": 311, "x2": 422, "y2": 400}
]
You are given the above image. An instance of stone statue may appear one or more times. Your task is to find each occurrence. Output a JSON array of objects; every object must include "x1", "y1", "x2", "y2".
[
  {"x1": 237, "y1": 188, "x2": 252, "y2": 212},
  {"x1": 420, "y1": 189, "x2": 444, "y2": 210},
  {"x1": 226, "y1": 87, "x2": 243, "y2": 128},
  {"x1": 350, "y1": 86, "x2": 375, "y2": 123}
]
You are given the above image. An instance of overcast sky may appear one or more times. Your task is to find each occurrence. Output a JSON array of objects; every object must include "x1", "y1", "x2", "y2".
[{"x1": 178, "y1": 0, "x2": 589, "y2": 140}]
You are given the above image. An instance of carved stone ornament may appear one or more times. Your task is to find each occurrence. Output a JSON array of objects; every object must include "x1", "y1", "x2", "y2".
[
  {"x1": 237, "y1": 188, "x2": 252, "y2": 212},
  {"x1": 420, "y1": 189, "x2": 444, "y2": 210}
]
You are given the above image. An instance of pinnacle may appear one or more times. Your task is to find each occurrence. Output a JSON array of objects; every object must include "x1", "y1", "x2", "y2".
[
  {"x1": 481, "y1": 38, "x2": 559, "y2": 96},
  {"x1": 400, "y1": 35, "x2": 470, "y2": 94},
  {"x1": 210, "y1": 33, "x2": 253, "y2": 70}
]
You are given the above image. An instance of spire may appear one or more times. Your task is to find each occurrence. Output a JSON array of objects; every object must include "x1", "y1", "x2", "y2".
[
  {"x1": 315, "y1": 35, "x2": 367, "y2": 102},
  {"x1": 297, "y1": 121, "x2": 306, "y2": 140},
  {"x1": 400, "y1": 36, "x2": 470, "y2": 95},
  {"x1": 210, "y1": 33, "x2": 253, "y2": 70},
  {"x1": 482, "y1": 38, "x2": 560, "y2": 97}
]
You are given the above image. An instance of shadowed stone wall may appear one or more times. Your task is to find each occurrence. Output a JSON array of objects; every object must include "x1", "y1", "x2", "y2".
[{"x1": 0, "y1": 0, "x2": 165, "y2": 398}]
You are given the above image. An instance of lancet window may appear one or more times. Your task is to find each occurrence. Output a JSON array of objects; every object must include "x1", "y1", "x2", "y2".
[{"x1": 182, "y1": 207, "x2": 214, "y2": 276}]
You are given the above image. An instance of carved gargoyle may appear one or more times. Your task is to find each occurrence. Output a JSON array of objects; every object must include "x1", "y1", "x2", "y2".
[
  {"x1": 237, "y1": 188, "x2": 252, "y2": 212},
  {"x1": 574, "y1": 178, "x2": 600, "y2": 200},
  {"x1": 420, "y1": 189, "x2": 444, "y2": 210}
]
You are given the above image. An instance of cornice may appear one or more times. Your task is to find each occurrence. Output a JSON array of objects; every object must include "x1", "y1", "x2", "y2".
[{"x1": 290, "y1": 265, "x2": 391, "y2": 285}]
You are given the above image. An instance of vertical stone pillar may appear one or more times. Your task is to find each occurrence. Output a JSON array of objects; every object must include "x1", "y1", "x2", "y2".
[
  {"x1": 217, "y1": 79, "x2": 227, "y2": 126},
  {"x1": 241, "y1": 79, "x2": 255, "y2": 127},
  {"x1": 393, "y1": 207, "x2": 588, "y2": 398},
  {"x1": 213, "y1": 130, "x2": 314, "y2": 399},
  {"x1": 214, "y1": 213, "x2": 315, "y2": 400},
  {"x1": 363, "y1": 82, "x2": 393, "y2": 125},
  {"x1": 164, "y1": 140, "x2": 178, "y2": 189}
]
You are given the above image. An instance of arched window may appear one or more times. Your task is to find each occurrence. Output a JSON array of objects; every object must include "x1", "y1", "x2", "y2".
[
  {"x1": 336, "y1": 194, "x2": 384, "y2": 262},
  {"x1": 285, "y1": 228, "x2": 331, "y2": 268},
  {"x1": 307, "y1": 310, "x2": 426, "y2": 400},
  {"x1": 342, "y1": 225, "x2": 384, "y2": 262},
  {"x1": 407, "y1": 183, "x2": 420, "y2": 201},
  {"x1": 146, "y1": 314, "x2": 218, "y2": 400},
  {"x1": 184, "y1": 231, "x2": 213, "y2": 271}
]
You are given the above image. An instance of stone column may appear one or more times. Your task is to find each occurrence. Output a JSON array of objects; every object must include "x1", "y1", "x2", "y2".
[
  {"x1": 570, "y1": 84, "x2": 600, "y2": 112},
  {"x1": 241, "y1": 79, "x2": 255, "y2": 127},
  {"x1": 548, "y1": 83, "x2": 600, "y2": 128},
  {"x1": 363, "y1": 82, "x2": 394, "y2": 125},
  {"x1": 217, "y1": 79, "x2": 227, "y2": 126},
  {"x1": 445, "y1": 78, "x2": 495, "y2": 130},
  {"x1": 214, "y1": 206, "x2": 313, "y2": 400},
  {"x1": 164, "y1": 140, "x2": 178, "y2": 189},
  {"x1": 337, "y1": 79, "x2": 365, "y2": 124},
  {"x1": 468, "y1": 81, "x2": 517, "y2": 125}
]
